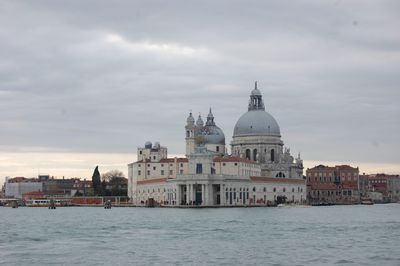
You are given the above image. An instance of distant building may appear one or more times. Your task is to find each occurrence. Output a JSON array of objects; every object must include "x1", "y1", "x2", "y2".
[
  {"x1": 306, "y1": 165, "x2": 360, "y2": 205},
  {"x1": 4, "y1": 177, "x2": 43, "y2": 199},
  {"x1": 128, "y1": 83, "x2": 306, "y2": 207},
  {"x1": 359, "y1": 174, "x2": 400, "y2": 203},
  {"x1": 22, "y1": 191, "x2": 45, "y2": 201},
  {"x1": 3, "y1": 175, "x2": 90, "y2": 199},
  {"x1": 72, "y1": 179, "x2": 92, "y2": 196},
  {"x1": 42, "y1": 176, "x2": 77, "y2": 197}
]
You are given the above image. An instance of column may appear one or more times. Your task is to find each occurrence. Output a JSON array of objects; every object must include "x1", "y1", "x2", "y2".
[
  {"x1": 186, "y1": 184, "x2": 190, "y2": 204},
  {"x1": 203, "y1": 184, "x2": 207, "y2": 206},
  {"x1": 188, "y1": 184, "x2": 192, "y2": 204},
  {"x1": 221, "y1": 185, "x2": 225, "y2": 206},
  {"x1": 176, "y1": 185, "x2": 180, "y2": 206},
  {"x1": 208, "y1": 184, "x2": 212, "y2": 206},
  {"x1": 201, "y1": 184, "x2": 205, "y2": 205}
]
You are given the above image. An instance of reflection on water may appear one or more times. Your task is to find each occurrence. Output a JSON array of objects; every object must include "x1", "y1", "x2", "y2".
[{"x1": 1, "y1": 204, "x2": 400, "y2": 266}]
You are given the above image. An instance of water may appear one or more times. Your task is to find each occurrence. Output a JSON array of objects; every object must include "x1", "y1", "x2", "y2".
[{"x1": 1, "y1": 204, "x2": 399, "y2": 266}]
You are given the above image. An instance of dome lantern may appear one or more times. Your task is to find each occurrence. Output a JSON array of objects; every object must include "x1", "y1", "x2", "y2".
[
  {"x1": 186, "y1": 112, "x2": 195, "y2": 125},
  {"x1": 248, "y1": 81, "x2": 265, "y2": 111},
  {"x1": 234, "y1": 83, "x2": 280, "y2": 137},
  {"x1": 196, "y1": 114, "x2": 204, "y2": 127}
]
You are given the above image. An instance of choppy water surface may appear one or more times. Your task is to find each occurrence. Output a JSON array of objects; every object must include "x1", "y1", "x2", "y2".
[{"x1": 1, "y1": 204, "x2": 400, "y2": 266}]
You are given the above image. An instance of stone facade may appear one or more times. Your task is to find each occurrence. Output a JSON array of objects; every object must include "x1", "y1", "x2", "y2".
[
  {"x1": 231, "y1": 82, "x2": 303, "y2": 179},
  {"x1": 359, "y1": 173, "x2": 400, "y2": 203},
  {"x1": 128, "y1": 83, "x2": 306, "y2": 207},
  {"x1": 306, "y1": 165, "x2": 360, "y2": 205}
]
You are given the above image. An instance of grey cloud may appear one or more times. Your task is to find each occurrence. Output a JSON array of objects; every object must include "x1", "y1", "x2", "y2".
[{"x1": 0, "y1": 0, "x2": 399, "y2": 170}]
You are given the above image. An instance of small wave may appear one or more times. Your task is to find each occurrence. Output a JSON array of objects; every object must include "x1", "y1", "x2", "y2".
[{"x1": 336, "y1": 259, "x2": 353, "y2": 264}]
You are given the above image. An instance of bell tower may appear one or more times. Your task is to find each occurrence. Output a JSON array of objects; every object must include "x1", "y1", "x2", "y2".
[{"x1": 185, "y1": 112, "x2": 195, "y2": 156}]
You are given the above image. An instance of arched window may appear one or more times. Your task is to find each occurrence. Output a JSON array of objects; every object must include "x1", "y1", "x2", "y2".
[
  {"x1": 263, "y1": 187, "x2": 266, "y2": 192},
  {"x1": 283, "y1": 187, "x2": 286, "y2": 192},
  {"x1": 246, "y1": 149, "x2": 251, "y2": 160},
  {"x1": 276, "y1": 172, "x2": 286, "y2": 178},
  {"x1": 253, "y1": 187, "x2": 256, "y2": 192},
  {"x1": 253, "y1": 149, "x2": 257, "y2": 161},
  {"x1": 271, "y1": 149, "x2": 275, "y2": 162},
  {"x1": 273, "y1": 187, "x2": 276, "y2": 192}
]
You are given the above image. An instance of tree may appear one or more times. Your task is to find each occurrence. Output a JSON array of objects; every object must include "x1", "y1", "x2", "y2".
[
  {"x1": 101, "y1": 170, "x2": 125, "y2": 182},
  {"x1": 101, "y1": 170, "x2": 127, "y2": 196},
  {"x1": 91, "y1": 166, "x2": 102, "y2": 196}
]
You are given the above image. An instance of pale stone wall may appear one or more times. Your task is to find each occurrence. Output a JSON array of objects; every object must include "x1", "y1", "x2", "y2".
[
  {"x1": 231, "y1": 135, "x2": 283, "y2": 162},
  {"x1": 134, "y1": 178, "x2": 306, "y2": 207},
  {"x1": 135, "y1": 161, "x2": 189, "y2": 181},
  {"x1": 231, "y1": 135, "x2": 303, "y2": 179},
  {"x1": 205, "y1": 143, "x2": 226, "y2": 155},
  {"x1": 137, "y1": 146, "x2": 168, "y2": 162},
  {"x1": 5, "y1": 182, "x2": 43, "y2": 199},
  {"x1": 222, "y1": 182, "x2": 306, "y2": 206},
  {"x1": 136, "y1": 182, "x2": 168, "y2": 205},
  {"x1": 213, "y1": 161, "x2": 261, "y2": 176}
]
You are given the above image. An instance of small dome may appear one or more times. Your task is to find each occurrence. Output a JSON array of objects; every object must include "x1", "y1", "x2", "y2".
[
  {"x1": 233, "y1": 110, "x2": 280, "y2": 137},
  {"x1": 144, "y1": 141, "x2": 152, "y2": 149},
  {"x1": 196, "y1": 114, "x2": 204, "y2": 127},
  {"x1": 203, "y1": 125, "x2": 225, "y2": 145},
  {"x1": 153, "y1": 142, "x2": 160, "y2": 149},
  {"x1": 251, "y1": 88, "x2": 262, "y2": 96},
  {"x1": 251, "y1": 81, "x2": 262, "y2": 96},
  {"x1": 186, "y1": 112, "x2": 195, "y2": 125}
]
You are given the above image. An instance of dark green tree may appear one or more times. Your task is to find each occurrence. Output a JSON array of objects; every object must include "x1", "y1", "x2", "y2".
[{"x1": 91, "y1": 166, "x2": 102, "y2": 196}]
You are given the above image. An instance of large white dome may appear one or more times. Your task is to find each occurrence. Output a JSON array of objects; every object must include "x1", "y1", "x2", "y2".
[{"x1": 233, "y1": 110, "x2": 280, "y2": 137}]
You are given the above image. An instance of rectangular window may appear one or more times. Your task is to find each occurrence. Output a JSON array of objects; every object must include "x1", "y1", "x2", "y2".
[
  {"x1": 222, "y1": 163, "x2": 226, "y2": 166},
  {"x1": 179, "y1": 170, "x2": 183, "y2": 174},
  {"x1": 138, "y1": 170, "x2": 141, "y2": 175},
  {"x1": 196, "y1": 164, "x2": 203, "y2": 174},
  {"x1": 147, "y1": 170, "x2": 150, "y2": 175},
  {"x1": 161, "y1": 170, "x2": 164, "y2": 175},
  {"x1": 169, "y1": 170, "x2": 173, "y2": 175},
  {"x1": 216, "y1": 146, "x2": 220, "y2": 152},
  {"x1": 153, "y1": 167, "x2": 156, "y2": 170},
  {"x1": 234, "y1": 163, "x2": 238, "y2": 166},
  {"x1": 139, "y1": 151, "x2": 142, "y2": 155}
]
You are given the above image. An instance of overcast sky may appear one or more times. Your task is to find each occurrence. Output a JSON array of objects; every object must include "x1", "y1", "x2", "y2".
[{"x1": 1, "y1": 0, "x2": 399, "y2": 182}]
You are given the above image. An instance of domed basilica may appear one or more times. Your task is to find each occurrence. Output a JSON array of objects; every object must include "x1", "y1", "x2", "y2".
[
  {"x1": 231, "y1": 82, "x2": 303, "y2": 179},
  {"x1": 128, "y1": 83, "x2": 306, "y2": 207}
]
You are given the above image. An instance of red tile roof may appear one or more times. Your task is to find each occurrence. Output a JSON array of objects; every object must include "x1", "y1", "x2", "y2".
[
  {"x1": 159, "y1": 158, "x2": 188, "y2": 163},
  {"x1": 137, "y1": 177, "x2": 168, "y2": 185},
  {"x1": 308, "y1": 181, "x2": 358, "y2": 190},
  {"x1": 308, "y1": 183, "x2": 338, "y2": 190},
  {"x1": 22, "y1": 191, "x2": 44, "y2": 196},
  {"x1": 135, "y1": 158, "x2": 188, "y2": 163},
  {"x1": 342, "y1": 181, "x2": 358, "y2": 189}
]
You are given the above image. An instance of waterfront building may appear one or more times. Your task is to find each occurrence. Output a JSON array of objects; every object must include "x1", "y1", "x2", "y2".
[
  {"x1": 4, "y1": 177, "x2": 43, "y2": 199},
  {"x1": 306, "y1": 165, "x2": 360, "y2": 205},
  {"x1": 359, "y1": 173, "x2": 400, "y2": 203},
  {"x1": 128, "y1": 83, "x2": 306, "y2": 206}
]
